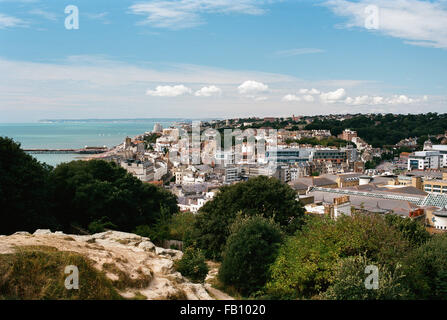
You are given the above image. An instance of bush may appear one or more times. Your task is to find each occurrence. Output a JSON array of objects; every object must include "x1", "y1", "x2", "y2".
[
  {"x1": 384, "y1": 214, "x2": 430, "y2": 247},
  {"x1": 193, "y1": 176, "x2": 305, "y2": 260},
  {"x1": 169, "y1": 211, "x2": 196, "y2": 242},
  {"x1": 174, "y1": 248, "x2": 209, "y2": 283},
  {"x1": 323, "y1": 255, "x2": 408, "y2": 300},
  {"x1": 218, "y1": 215, "x2": 283, "y2": 296},
  {"x1": 88, "y1": 217, "x2": 117, "y2": 234},
  {"x1": 401, "y1": 234, "x2": 447, "y2": 299},
  {"x1": 266, "y1": 214, "x2": 410, "y2": 299}
]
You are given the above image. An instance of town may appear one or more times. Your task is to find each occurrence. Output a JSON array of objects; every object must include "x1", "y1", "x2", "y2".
[{"x1": 93, "y1": 114, "x2": 447, "y2": 233}]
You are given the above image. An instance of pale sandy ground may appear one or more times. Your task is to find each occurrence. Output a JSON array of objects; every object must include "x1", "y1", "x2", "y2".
[{"x1": 0, "y1": 230, "x2": 232, "y2": 300}]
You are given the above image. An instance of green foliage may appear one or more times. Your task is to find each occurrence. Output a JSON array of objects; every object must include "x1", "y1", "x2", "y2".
[
  {"x1": 51, "y1": 160, "x2": 178, "y2": 233},
  {"x1": 88, "y1": 217, "x2": 117, "y2": 234},
  {"x1": 401, "y1": 234, "x2": 447, "y2": 299},
  {"x1": 174, "y1": 248, "x2": 209, "y2": 283},
  {"x1": 169, "y1": 211, "x2": 196, "y2": 242},
  {"x1": 192, "y1": 176, "x2": 305, "y2": 260},
  {"x1": 385, "y1": 214, "x2": 430, "y2": 247},
  {"x1": 143, "y1": 133, "x2": 161, "y2": 145},
  {"x1": 305, "y1": 113, "x2": 447, "y2": 148},
  {"x1": 0, "y1": 138, "x2": 179, "y2": 235},
  {"x1": 218, "y1": 215, "x2": 283, "y2": 296},
  {"x1": 323, "y1": 255, "x2": 408, "y2": 300},
  {"x1": 285, "y1": 137, "x2": 354, "y2": 148},
  {"x1": 133, "y1": 206, "x2": 173, "y2": 245},
  {"x1": 0, "y1": 246, "x2": 121, "y2": 300},
  {"x1": 0, "y1": 137, "x2": 56, "y2": 235},
  {"x1": 266, "y1": 214, "x2": 410, "y2": 299}
]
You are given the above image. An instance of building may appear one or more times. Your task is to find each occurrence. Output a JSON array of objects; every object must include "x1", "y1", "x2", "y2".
[
  {"x1": 426, "y1": 206, "x2": 447, "y2": 231},
  {"x1": 153, "y1": 123, "x2": 163, "y2": 133},
  {"x1": 312, "y1": 149, "x2": 347, "y2": 164},
  {"x1": 305, "y1": 195, "x2": 352, "y2": 219},
  {"x1": 425, "y1": 144, "x2": 447, "y2": 167},
  {"x1": 336, "y1": 173, "x2": 362, "y2": 188},
  {"x1": 265, "y1": 149, "x2": 308, "y2": 164},
  {"x1": 264, "y1": 117, "x2": 276, "y2": 123},
  {"x1": 408, "y1": 151, "x2": 442, "y2": 170},
  {"x1": 340, "y1": 129, "x2": 358, "y2": 141},
  {"x1": 422, "y1": 173, "x2": 447, "y2": 195},
  {"x1": 121, "y1": 160, "x2": 154, "y2": 182}
]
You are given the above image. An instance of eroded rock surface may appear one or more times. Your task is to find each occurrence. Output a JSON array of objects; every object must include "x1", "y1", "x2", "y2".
[{"x1": 0, "y1": 230, "x2": 227, "y2": 300}]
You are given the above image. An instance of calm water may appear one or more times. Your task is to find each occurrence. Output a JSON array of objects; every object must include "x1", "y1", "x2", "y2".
[{"x1": 0, "y1": 120, "x2": 178, "y2": 166}]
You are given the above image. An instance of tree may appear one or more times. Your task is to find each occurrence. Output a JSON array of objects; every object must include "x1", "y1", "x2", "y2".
[
  {"x1": 218, "y1": 215, "x2": 283, "y2": 296},
  {"x1": 0, "y1": 137, "x2": 56, "y2": 234},
  {"x1": 266, "y1": 214, "x2": 410, "y2": 299},
  {"x1": 401, "y1": 234, "x2": 447, "y2": 299},
  {"x1": 385, "y1": 214, "x2": 430, "y2": 247},
  {"x1": 50, "y1": 160, "x2": 178, "y2": 233},
  {"x1": 192, "y1": 176, "x2": 305, "y2": 259}
]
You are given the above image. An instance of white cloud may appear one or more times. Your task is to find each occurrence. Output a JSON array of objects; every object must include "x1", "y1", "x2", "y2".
[
  {"x1": 299, "y1": 88, "x2": 320, "y2": 95},
  {"x1": 275, "y1": 48, "x2": 325, "y2": 57},
  {"x1": 0, "y1": 56, "x2": 438, "y2": 121},
  {"x1": 238, "y1": 80, "x2": 269, "y2": 98},
  {"x1": 325, "y1": 0, "x2": 447, "y2": 49},
  {"x1": 344, "y1": 94, "x2": 420, "y2": 105},
  {"x1": 29, "y1": 9, "x2": 58, "y2": 21},
  {"x1": 195, "y1": 85, "x2": 222, "y2": 97},
  {"x1": 303, "y1": 95, "x2": 315, "y2": 102},
  {"x1": 282, "y1": 94, "x2": 301, "y2": 102},
  {"x1": 320, "y1": 88, "x2": 347, "y2": 103},
  {"x1": 0, "y1": 13, "x2": 26, "y2": 28},
  {"x1": 386, "y1": 94, "x2": 415, "y2": 105},
  {"x1": 146, "y1": 84, "x2": 192, "y2": 97},
  {"x1": 129, "y1": 0, "x2": 271, "y2": 30}
]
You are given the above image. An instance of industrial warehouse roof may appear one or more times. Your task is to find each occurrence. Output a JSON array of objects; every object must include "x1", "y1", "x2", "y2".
[
  {"x1": 309, "y1": 187, "x2": 425, "y2": 205},
  {"x1": 308, "y1": 187, "x2": 447, "y2": 213},
  {"x1": 422, "y1": 194, "x2": 447, "y2": 208},
  {"x1": 308, "y1": 189, "x2": 418, "y2": 216}
]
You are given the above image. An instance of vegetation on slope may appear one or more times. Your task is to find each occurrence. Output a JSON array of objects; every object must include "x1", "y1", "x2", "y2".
[{"x1": 0, "y1": 246, "x2": 122, "y2": 300}]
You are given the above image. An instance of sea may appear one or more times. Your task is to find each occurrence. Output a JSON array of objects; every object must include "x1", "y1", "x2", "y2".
[{"x1": 0, "y1": 119, "x2": 181, "y2": 167}]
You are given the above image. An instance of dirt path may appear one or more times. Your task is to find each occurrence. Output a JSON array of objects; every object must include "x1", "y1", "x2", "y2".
[{"x1": 204, "y1": 261, "x2": 234, "y2": 300}]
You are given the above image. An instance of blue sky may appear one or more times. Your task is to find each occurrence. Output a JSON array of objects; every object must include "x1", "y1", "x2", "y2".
[{"x1": 0, "y1": 0, "x2": 446, "y2": 122}]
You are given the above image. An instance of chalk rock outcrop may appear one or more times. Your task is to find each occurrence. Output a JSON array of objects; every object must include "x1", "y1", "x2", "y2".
[{"x1": 0, "y1": 230, "x2": 222, "y2": 300}]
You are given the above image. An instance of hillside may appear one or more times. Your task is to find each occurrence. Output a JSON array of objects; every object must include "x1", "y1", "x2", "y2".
[{"x1": 0, "y1": 229, "x2": 232, "y2": 300}]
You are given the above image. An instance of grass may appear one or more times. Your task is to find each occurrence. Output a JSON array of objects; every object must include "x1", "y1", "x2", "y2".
[
  {"x1": 101, "y1": 263, "x2": 152, "y2": 290},
  {"x1": 0, "y1": 246, "x2": 122, "y2": 300}
]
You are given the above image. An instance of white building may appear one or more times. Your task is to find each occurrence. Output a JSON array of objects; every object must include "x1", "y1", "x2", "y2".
[
  {"x1": 426, "y1": 144, "x2": 447, "y2": 168},
  {"x1": 432, "y1": 206, "x2": 447, "y2": 231},
  {"x1": 153, "y1": 123, "x2": 163, "y2": 133},
  {"x1": 408, "y1": 151, "x2": 442, "y2": 170}
]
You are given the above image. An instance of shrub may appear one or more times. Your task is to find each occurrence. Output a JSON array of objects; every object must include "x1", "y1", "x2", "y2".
[
  {"x1": 266, "y1": 214, "x2": 410, "y2": 299},
  {"x1": 323, "y1": 255, "x2": 408, "y2": 300},
  {"x1": 169, "y1": 211, "x2": 196, "y2": 242},
  {"x1": 401, "y1": 234, "x2": 447, "y2": 299},
  {"x1": 218, "y1": 215, "x2": 283, "y2": 296},
  {"x1": 384, "y1": 214, "x2": 430, "y2": 247},
  {"x1": 88, "y1": 217, "x2": 117, "y2": 234},
  {"x1": 175, "y1": 248, "x2": 209, "y2": 283},
  {"x1": 193, "y1": 176, "x2": 304, "y2": 260}
]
